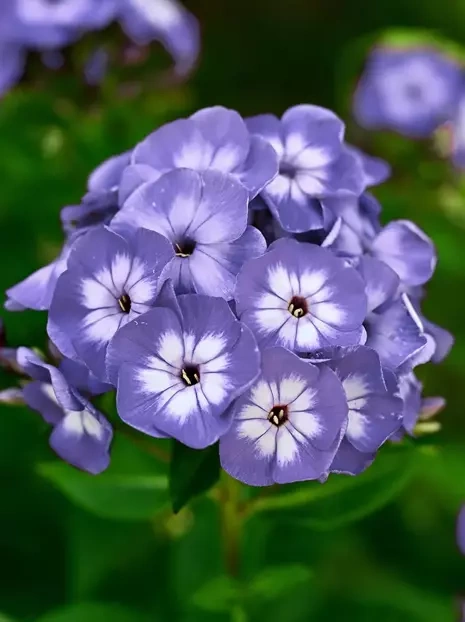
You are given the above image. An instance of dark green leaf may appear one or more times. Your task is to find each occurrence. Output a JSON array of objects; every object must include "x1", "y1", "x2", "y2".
[
  {"x1": 169, "y1": 441, "x2": 220, "y2": 513},
  {"x1": 38, "y1": 436, "x2": 169, "y2": 521},
  {"x1": 192, "y1": 576, "x2": 239, "y2": 613},
  {"x1": 35, "y1": 603, "x2": 151, "y2": 622},
  {"x1": 247, "y1": 446, "x2": 416, "y2": 529},
  {"x1": 246, "y1": 565, "x2": 313, "y2": 601}
]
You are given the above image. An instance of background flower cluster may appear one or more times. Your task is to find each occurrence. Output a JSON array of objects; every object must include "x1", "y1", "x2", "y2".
[{"x1": 0, "y1": 0, "x2": 199, "y2": 95}]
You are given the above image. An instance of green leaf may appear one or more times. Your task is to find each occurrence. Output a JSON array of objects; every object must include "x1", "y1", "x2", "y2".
[
  {"x1": 247, "y1": 446, "x2": 416, "y2": 529},
  {"x1": 35, "y1": 602, "x2": 151, "y2": 622},
  {"x1": 0, "y1": 614, "x2": 14, "y2": 622},
  {"x1": 38, "y1": 435, "x2": 169, "y2": 521},
  {"x1": 246, "y1": 565, "x2": 313, "y2": 601},
  {"x1": 169, "y1": 441, "x2": 220, "y2": 513},
  {"x1": 192, "y1": 576, "x2": 240, "y2": 613}
]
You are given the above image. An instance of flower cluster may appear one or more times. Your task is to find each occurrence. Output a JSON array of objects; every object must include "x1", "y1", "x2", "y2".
[
  {"x1": 2, "y1": 104, "x2": 452, "y2": 485},
  {"x1": 354, "y1": 44, "x2": 465, "y2": 166},
  {"x1": 0, "y1": 0, "x2": 199, "y2": 96}
]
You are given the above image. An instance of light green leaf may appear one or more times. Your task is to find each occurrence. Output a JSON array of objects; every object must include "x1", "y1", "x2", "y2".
[
  {"x1": 35, "y1": 602, "x2": 151, "y2": 622},
  {"x1": 38, "y1": 435, "x2": 169, "y2": 521},
  {"x1": 169, "y1": 441, "x2": 220, "y2": 513},
  {"x1": 247, "y1": 446, "x2": 415, "y2": 529},
  {"x1": 192, "y1": 576, "x2": 240, "y2": 613},
  {"x1": 247, "y1": 565, "x2": 313, "y2": 601}
]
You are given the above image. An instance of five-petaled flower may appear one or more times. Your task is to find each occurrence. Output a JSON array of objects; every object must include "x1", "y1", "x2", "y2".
[
  {"x1": 219, "y1": 347, "x2": 348, "y2": 485},
  {"x1": 107, "y1": 292, "x2": 261, "y2": 448},
  {"x1": 48, "y1": 226, "x2": 174, "y2": 381},
  {"x1": 235, "y1": 238, "x2": 367, "y2": 352}
]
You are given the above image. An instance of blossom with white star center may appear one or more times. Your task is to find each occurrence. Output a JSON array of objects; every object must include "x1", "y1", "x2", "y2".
[
  {"x1": 107, "y1": 293, "x2": 261, "y2": 449},
  {"x1": 235, "y1": 238, "x2": 367, "y2": 353},
  {"x1": 113, "y1": 168, "x2": 266, "y2": 300},
  {"x1": 48, "y1": 226, "x2": 174, "y2": 382},
  {"x1": 219, "y1": 347, "x2": 348, "y2": 486}
]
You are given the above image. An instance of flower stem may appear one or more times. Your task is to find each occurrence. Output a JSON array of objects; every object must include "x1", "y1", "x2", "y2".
[
  {"x1": 219, "y1": 474, "x2": 248, "y2": 622},
  {"x1": 221, "y1": 473, "x2": 242, "y2": 578}
]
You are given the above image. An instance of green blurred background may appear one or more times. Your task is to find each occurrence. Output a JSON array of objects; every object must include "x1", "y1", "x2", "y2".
[{"x1": 1, "y1": 1, "x2": 465, "y2": 620}]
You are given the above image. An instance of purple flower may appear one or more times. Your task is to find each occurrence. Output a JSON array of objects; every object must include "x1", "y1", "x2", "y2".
[
  {"x1": 113, "y1": 168, "x2": 266, "y2": 299},
  {"x1": 17, "y1": 347, "x2": 112, "y2": 474},
  {"x1": 235, "y1": 238, "x2": 367, "y2": 352},
  {"x1": 59, "y1": 357, "x2": 112, "y2": 395},
  {"x1": 370, "y1": 220, "x2": 436, "y2": 287},
  {"x1": 245, "y1": 105, "x2": 365, "y2": 233},
  {"x1": 354, "y1": 47, "x2": 462, "y2": 138},
  {"x1": 4, "y1": 233, "x2": 83, "y2": 311},
  {"x1": 364, "y1": 294, "x2": 428, "y2": 372},
  {"x1": 117, "y1": 0, "x2": 200, "y2": 76},
  {"x1": 327, "y1": 346, "x2": 403, "y2": 475},
  {"x1": 119, "y1": 106, "x2": 279, "y2": 203},
  {"x1": 62, "y1": 151, "x2": 131, "y2": 234},
  {"x1": 48, "y1": 226, "x2": 174, "y2": 380},
  {"x1": 219, "y1": 346, "x2": 348, "y2": 486},
  {"x1": 106, "y1": 294, "x2": 260, "y2": 449},
  {"x1": 345, "y1": 145, "x2": 391, "y2": 187}
]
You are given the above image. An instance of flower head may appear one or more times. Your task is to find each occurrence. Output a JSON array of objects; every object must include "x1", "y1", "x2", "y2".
[
  {"x1": 219, "y1": 347, "x2": 348, "y2": 485},
  {"x1": 113, "y1": 168, "x2": 266, "y2": 299},
  {"x1": 354, "y1": 47, "x2": 462, "y2": 137},
  {"x1": 119, "y1": 106, "x2": 279, "y2": 203},
  {"x1": 235, "y1": 238, "x2": 367, "y2": 352},
  {"x1": 48, "y1": 226, "x2": 174, "y2": 380},
  {"x1": 107, "y1": 293, "x2": 260, "y2": 448}
]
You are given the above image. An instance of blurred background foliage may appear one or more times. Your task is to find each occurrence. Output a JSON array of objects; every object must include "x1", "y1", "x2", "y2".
[{"x1": 1, "y1": 0, "x2": 465, "y2": 620}]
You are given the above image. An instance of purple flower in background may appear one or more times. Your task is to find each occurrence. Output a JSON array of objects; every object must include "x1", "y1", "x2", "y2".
[
  {"x1": 235, "y1": 238, "x2": 367, "y2": 352},
  {"x1": 246, "y1": 105, "x2": 365, "y2": 232},
  {"x1": 219, "y1": 347, "x2": 348, "y2": 486},
  {"x1": 107, "y1": 294, "x2": 260, "y2": 448},
  {"x1": 0, "y1": 41, "x2": 26, "y2": 97},
  {"x1": 447, "y1": 86, "x2": 465, "y2": 168},
  {"x1": 62, "y1": 151, "x2": 131, "y2": 234},
  {"x1": 354, "y1": 47, "x2": 462, "y2": 137},
  {"x1": 117, "y1": 0, "x2": 200, "y2": 76},
  {"x1": 119, "y1": 106, "x2": 279, "y2": 203},
  {"x1": 17, "y1": 347, "x2": 112, "y2": 474},
  {"x1": 113, "y1": 169, "x2": 266, "y2": 299},
  {"x1": 327, "y1": 346, "x2": 403, "y2": 475},
  {"x1": 48, "y1": 226, "x2": 174, "y2": 380}
]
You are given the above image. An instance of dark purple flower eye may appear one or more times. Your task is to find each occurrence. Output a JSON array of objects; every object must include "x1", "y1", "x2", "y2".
[
  {"x1": 180, "y1": 365, "x2": 200, "y2": 387},
  {"x1": 268, "y1": 405, "x2": 288, "y2": 427},
  {"x1": 117, "y1": 293, "x2": 132, "y2": 314}
]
